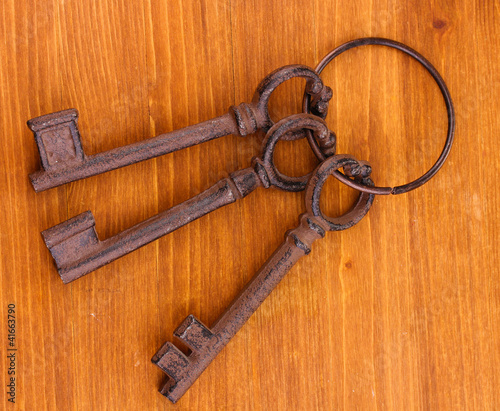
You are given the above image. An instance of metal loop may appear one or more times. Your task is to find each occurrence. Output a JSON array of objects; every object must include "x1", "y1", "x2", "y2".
[
  {"x1": 257, "y1": 113, "x2": 333, "y2": 192},
  {"x1": 305, "y1": 154, "x2": 375, "y2": 231},
  {"x1": 303, "y1": 37, "x2": 455, "y2": 195},
  {"x1": 252, "y1": 65, "x2": 332, "y2": 140}
]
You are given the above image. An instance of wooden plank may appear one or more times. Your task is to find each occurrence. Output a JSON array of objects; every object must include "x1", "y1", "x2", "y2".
[
  {"x1": 145, "y1": 1, "x2": 236, "y2": 409},
  {"x1": 0, "y1": 1, "x2": 76, "y2": 410},
  {"x1": 0, "y1": 0, "x2": 498, "y2": 409},
  {"x1": 311, "y1": 0, "x2": 500, "y2": 410},
  {"x1": 55, "y1": 1, "x2": 160, "y2": 409}
]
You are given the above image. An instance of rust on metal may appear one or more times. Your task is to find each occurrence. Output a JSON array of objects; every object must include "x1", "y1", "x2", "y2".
[
  {"x1": 28, "y1": 65, "x2": 332, "y2": 192},
  {"x1": 42, "y1": 114, "x2": 335, "y2": 283},
  {"x1": 152, "y1": 154, "x2": 375, "y2": 403}
]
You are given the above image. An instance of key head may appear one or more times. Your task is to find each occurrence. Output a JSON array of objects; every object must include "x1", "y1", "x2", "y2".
[
  {"x1": 27, "y1": 109, "x2": 85, "y2": 172},
  {"x1": 173, "y1": 315, "x2": 214, "y2": 352},
  {"x1": 152, "y1": 342, "x2": 190, "y2": 382},
  {"x1": 152, "y1": 315, "x2": 215, "y2": 403},
  {"x1": 253, "y1": 113, "x2": 336, "y2": 192},
  {"x1": 305, "y1": 154, "x2": 375, "y2": 231},
  {"x1": 41, "y1": 211, "x2": 100, "y2": 283}
]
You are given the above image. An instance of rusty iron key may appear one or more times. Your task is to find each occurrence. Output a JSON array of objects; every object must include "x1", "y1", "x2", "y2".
[
  {"x1": 27, "y1": 65, "x2": 332, "y2": 192},
  {"x1": 152, "y1": 154, "x2": 375, "y2": 403},
  {"x1": 42, "y1": 114, "x2": 336, "y2": 284}
]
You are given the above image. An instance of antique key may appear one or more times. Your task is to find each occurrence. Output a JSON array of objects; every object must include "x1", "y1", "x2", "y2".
[
  {"x1": 42, "y1": 114, "x2": 336, "y2": 283},
  {"x1": 152, "y1": 154, "x2": 375, "y2": 403},
  {"x1": 27, "y1": 65, "x2": 332, "y2": 192}
]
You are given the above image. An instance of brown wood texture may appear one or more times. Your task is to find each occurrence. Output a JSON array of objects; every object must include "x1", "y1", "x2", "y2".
[{"x1": 0, "y1": 0, "x2": 499, "y2": 409}]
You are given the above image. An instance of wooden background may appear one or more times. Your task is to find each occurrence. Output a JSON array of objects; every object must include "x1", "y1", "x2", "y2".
[{"x1": 1, "y1": 0, "x2": 499, "y2": 409}]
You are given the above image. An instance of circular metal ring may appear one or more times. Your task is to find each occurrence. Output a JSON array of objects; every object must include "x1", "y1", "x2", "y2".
[
  {"x1": 258, "y1": 113, "x2": 333, "y2": 192},
  {"x1": 305, "y1": 154, "x2": 375, "y2": 231},
  {"x1": 303, "y1": 37, "x2": 455, "y2": 195}
]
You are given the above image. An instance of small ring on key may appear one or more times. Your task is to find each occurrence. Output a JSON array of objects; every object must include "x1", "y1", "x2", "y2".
[
  {"x1": 257, "y1": 113, "x2": 334, "y2": 192},
  {"x1": 303, "y1": 37, "x2": 455, "y2": 195}
]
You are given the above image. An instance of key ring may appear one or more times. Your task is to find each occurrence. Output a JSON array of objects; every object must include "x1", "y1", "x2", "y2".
[{"x1": 303, "y1": 37, "x2": 455, "y2": 195}]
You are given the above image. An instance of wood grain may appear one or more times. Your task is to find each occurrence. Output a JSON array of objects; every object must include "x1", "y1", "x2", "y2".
[{"x1": 0, "y1": 0, "x2": 499, "y2": 409}]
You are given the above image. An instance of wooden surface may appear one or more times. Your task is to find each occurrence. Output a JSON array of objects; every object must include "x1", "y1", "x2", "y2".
[{"x1": 1, "y1": 1, "x2": 499, "y2": 409}]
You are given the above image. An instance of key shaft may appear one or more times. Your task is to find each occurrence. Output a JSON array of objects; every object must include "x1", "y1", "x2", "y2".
[
  {"x1": 152, "y1": 213, "x2": 327, "y2": 403},
  {"x1": 152, "y1": 154, "x2": 375, "y2": 403},
  {"x1": 42, "y1": 166, "x2": 262, "y2": 284},
  {"x1": 28, "y1": 65, "x2": 332, "y2": 192},
  {"x1": 29, "y1": 112, "x2": 238, "y2": 192},
  {"x1": 41, "y1": 114, "x2": 335, "y2": 283}
]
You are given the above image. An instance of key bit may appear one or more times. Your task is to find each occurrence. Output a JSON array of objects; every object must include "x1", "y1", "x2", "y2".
[
  {"x1": 41, "y1": 114, "x2": 336, "y2": 283},
  {"x1": 27, "y1": 65, "x2": 332, "y2": 192},
  {"x1": 152, "y1": 154, "x2": 375, "y2": 403}
]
